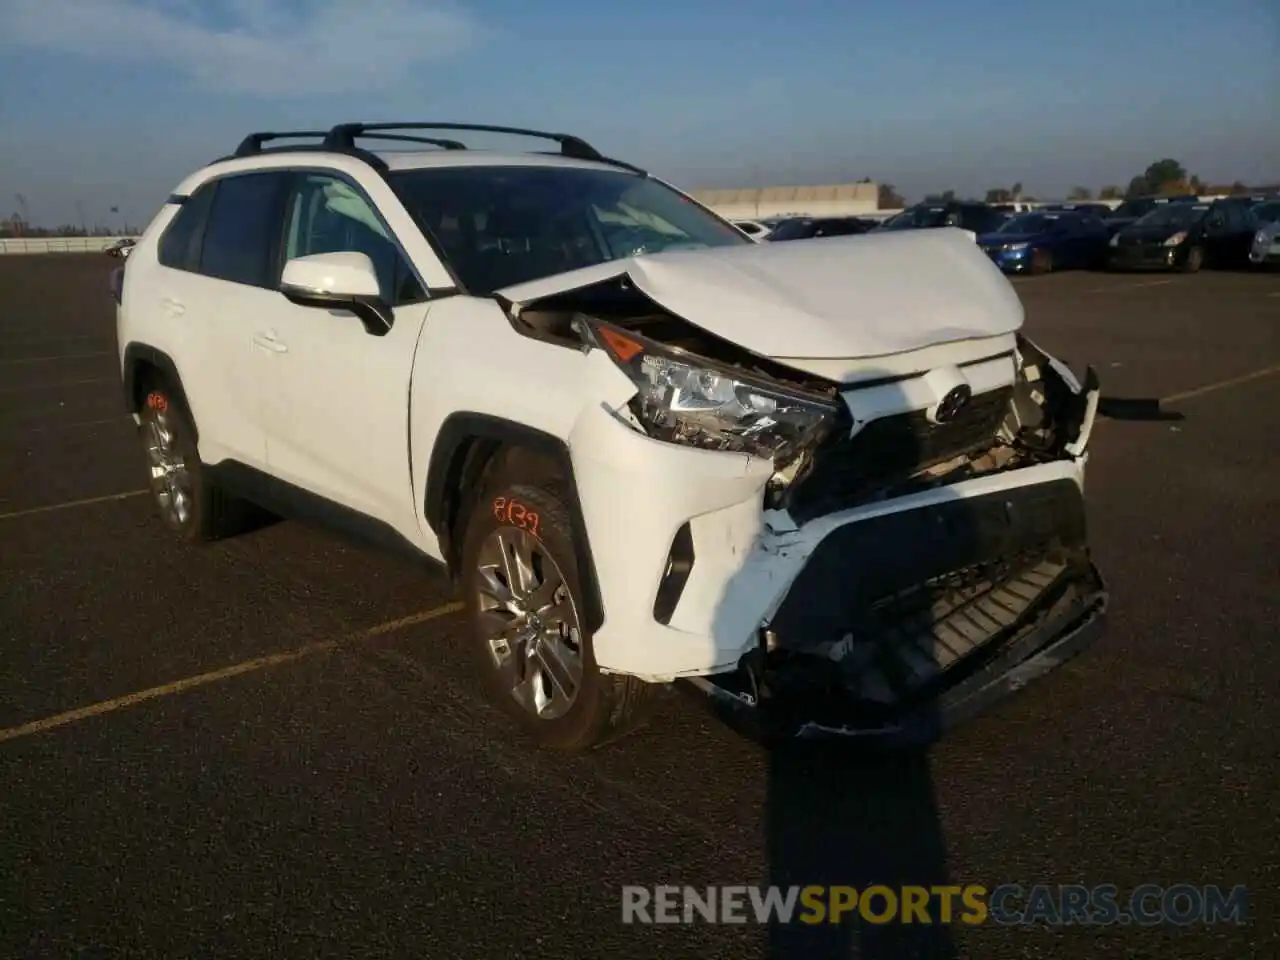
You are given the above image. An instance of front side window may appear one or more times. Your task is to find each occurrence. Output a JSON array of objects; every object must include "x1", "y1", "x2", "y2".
[
  {"x1": 877, "y1": 206, "x2": 953, "y2": 230},
  {"x1": 282, "y1": 173, "x2": 424, "y2": 304},
  {"x1": 199, "y1": 171, "x2": 291, "y2": 287},
  {"x1": 1250, "y1": 201, "x2": 1280, "y2": 226},
  {"x1": 388, "y1": 165, "x2": 750, "y2": 295}
]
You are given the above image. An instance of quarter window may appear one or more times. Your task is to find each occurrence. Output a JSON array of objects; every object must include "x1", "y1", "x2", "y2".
[{"x1": 157, "y1": 182, "x2": 217, "y2": 273}]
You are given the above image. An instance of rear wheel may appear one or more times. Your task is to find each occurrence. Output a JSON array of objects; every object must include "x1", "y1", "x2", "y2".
[
  {"x1": 137, "y1": 383, "x2": 253, "y2": 542},
  {"x1": 460, "y1": 469, "x2": 657, "y2": 752}
]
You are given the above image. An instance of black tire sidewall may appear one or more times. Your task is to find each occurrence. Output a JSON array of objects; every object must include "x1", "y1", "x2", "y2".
[{"x1": 459, "y1": 479, "x2": 609, "y2": 750}]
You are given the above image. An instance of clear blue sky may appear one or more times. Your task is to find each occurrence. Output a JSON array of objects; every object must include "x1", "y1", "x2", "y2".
[{"x1": 1, "y1": 0, "x2": 1276, "y2": 228}]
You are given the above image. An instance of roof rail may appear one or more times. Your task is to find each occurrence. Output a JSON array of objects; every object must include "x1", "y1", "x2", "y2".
[
  {"x1": 214, "y1": 122, "x2": 645, "y2": 177},
  {"x1": 211, "y1": 129, "x2": 391, "y2": 172},
  {"x1": 355, "y1": 133, "x2": 467, "y2": 150},
  {"x1": 324, "y1": 122, "x2": 647, "y2": 175},
  {"x1": 233, "y1": 130, "x2": 329, "y2": 157}
]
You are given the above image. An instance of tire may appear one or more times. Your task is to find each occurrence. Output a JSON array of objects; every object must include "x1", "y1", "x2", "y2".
[
  {"x1": 137, "y1": 381, "x2": 253, "y2": 543},
  {"x1": 1180, "y1": 245, "x2": 1204, "y2": 273},
  {"x1": 1029, "y1": 247, "x2": 1054, "y2": 275},
  {"x1": 459, "y1": 468, "x2": 657, "y2": 752}
]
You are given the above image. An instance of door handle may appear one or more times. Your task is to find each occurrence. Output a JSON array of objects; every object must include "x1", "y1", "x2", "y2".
[
  {"x1": 252, "y1": 332, "x2": 288, "y2": 354},
  {"x1": 161, "y1": 297, "x2": 185, "y2": 317}
]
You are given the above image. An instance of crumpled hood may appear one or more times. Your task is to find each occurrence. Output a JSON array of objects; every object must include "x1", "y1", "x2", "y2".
[{"x1": 497, "y1": 227, "x2": 1023, "y2": 361}]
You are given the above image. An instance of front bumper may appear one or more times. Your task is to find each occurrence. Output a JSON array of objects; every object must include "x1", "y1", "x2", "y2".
[
  {"x1": 687, "y1": 475, "x2": 1107, "y2": 743},
  {"x1": 693, "y1": 560, "x2": 1106, "y2": 745},
  {"x1": 1108, "y1": 244, "x2": 1180, "y2": 270},
  {"x1": 1249, "y1": 238, "x2": 1280, "y2": 264}
]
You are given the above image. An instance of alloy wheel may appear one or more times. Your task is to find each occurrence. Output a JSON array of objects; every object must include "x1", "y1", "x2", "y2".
[
  {"x1": 474, "y1": 526, "x2": 584, "y2": 720},
  {"x1": 144, "y1": 410, "x2": 193, "y2": 527}
]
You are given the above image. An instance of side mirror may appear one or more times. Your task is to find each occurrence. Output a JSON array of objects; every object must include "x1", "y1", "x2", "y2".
[{"x1": 279, "y1": 251, "x2": 392, "y2": 336}]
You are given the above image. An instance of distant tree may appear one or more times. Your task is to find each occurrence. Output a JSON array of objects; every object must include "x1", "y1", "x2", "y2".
[
  {"x1": 877, "y1": 182, "x2": 905, "y2": 208},
  {"x1": 985, "y1": 187, "x2": 1013, "y2": 203},
  {"x1": 1155, "y1": 179, "x2": 1196, "y2": 196},
  {"x1": 1125, "y1": 175, "x2": 1150, "y2": 198},
  {"x1": 1098, "y1": 185, "x2": 1123, "y2": 200},
  {"x1": 1230, "y1": 180, "x2": 1249, "y2": 194},
  {"x1": 1147, "y1": 158, "x2": 1187, "y2": 184},
  {"x1": 924, "y1": 189, "x2": 956, "y2": 203},
  {"x1": 1067, "y1": 186, "x2": 1093, "y2": 200}
]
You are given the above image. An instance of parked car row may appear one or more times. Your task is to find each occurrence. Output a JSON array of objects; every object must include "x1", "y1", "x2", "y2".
[{"x1": 742, "y1": 194, "x2": 1280, "y2": 275}]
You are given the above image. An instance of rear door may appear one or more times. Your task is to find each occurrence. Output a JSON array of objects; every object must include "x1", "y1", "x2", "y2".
[
  {"x1": 1199, "y1": 205, "x2": 1243, "y2": 266},
  {"x1": 150, "y1": 172, "x2": 290, "y2": 468}
]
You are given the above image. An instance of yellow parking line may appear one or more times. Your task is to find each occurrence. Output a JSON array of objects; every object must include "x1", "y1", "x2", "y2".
[
  {"x1": 1085, "y1": 279, "x2": 1174, "y2": 294},
  {"x1": 2, "y1": 417, "x2": 129, "y2": 434},
  {"x1": 0, "y1": 602, "x2": 465, "y2": 744},
  {"x1": 1162, "y1": 364, "x2": 1280, "y2": 405},
  {"x1": 0, "y1": 489, "x2": 148, "y2": 521},
  {"x1": 0, "y1": 377, "x2": 116, "y2": 393},
  {"x1": 0, "y1": 352, "x2": 114, "y2": 365}
]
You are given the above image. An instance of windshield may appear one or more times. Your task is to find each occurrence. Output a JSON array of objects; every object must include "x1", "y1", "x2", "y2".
[
  {"x1": 998, "y1": 213, "x2": 1070, "y2": 234},
  {"x1": 1251, "y1": 201, "x2": 1280, "y2": 225},
  {"x1": 766, "y1": 219, "x2": 816, "y2": 241},
  {"x1": 876, "y1": 205, "x2": 953, "y2": 230},
  {"x1": 1132, "y1": 203, "x2": 1210, "y2": 230},
  {"x1": 1110, "y1": 199, "x2": 1163, "y2": 219},
  {"x1": 387, "y1": 165, "x2": 750, "y2": 294}
]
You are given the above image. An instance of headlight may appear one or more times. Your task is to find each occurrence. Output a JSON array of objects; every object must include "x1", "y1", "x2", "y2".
[
  {"x1": 1257, "y1": 230, "x2": 1268, "y2": 244},
  {"x1": 580, "y1": 317, "x2": 838, "y2": 464},
  {"x1": 1163, "y1": 231, "x2": 1187, "y2": 247},
  {"x1": 1109, "y1": 233, "x2": 1120, "y2": 247}
]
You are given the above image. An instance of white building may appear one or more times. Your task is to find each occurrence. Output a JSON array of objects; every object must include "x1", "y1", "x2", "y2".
[{"x1": 689, "y1": 182, "x2": 881, "y2": 220}]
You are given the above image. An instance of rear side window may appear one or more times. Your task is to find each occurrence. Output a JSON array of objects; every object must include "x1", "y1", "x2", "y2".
[
  {"x1": 198, "y1": 171, "x2": 291, "y2": 288},
  {"x1": 158, "y1": 183, "x2": 217, "y2": 272}
]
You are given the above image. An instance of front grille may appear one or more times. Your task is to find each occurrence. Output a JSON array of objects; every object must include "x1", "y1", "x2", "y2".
[{"x1": 787, "y1": 385, "x2": 1013, "y2": 521}]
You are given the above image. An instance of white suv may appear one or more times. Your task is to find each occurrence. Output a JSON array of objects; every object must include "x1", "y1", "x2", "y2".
[{"x1": 115, "y1": 122, "x2": 1107, "y2": 751}]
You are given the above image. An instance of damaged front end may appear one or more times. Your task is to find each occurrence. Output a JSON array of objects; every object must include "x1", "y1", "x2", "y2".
[
  {"x1": 699, "y1": 336, "x2": 1106, "y2": 745},
  {"x1": 503, "y1": 272, "x2": 1106, "y2": 745}
]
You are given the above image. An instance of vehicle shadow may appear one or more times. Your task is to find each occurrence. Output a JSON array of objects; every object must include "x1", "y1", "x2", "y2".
[
  {"x1": 684, "y1": 370, "x2": 1023, "y2": 958},
  {"x1": 1097, "y1": 396, "x2": 1186, "y2": 422}
]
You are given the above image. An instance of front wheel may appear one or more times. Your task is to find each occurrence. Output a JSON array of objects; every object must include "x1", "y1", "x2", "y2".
[
  {"x1": 1180, "y1": 245, "x2": 1204, "y2": 273},
  {"x1": 1029, "y1": 247, "x2": 1054, "y2": 275},
  {"x1": 460, "y1": 472, "x2": 657, "y2": 752}
]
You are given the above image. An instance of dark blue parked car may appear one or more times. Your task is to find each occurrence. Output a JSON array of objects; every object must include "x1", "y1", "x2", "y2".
[{"x1": 976, "y1": 211, "x2": 1110, "y2": 274}]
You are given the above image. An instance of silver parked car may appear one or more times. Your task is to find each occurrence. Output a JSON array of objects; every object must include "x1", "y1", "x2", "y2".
[{"x1": 1248, "y1": 199, "x2": 1280, "y2": 266}]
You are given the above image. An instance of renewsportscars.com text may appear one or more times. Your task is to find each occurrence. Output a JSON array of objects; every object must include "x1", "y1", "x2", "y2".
[{"x1": 620, "y1": 884, "x2": 1249, "y2": 926}]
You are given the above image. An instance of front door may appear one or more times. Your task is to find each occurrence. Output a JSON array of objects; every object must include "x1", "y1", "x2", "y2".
[{"x1": 257, "y1": 171, "x2": 434, "y2": 541}]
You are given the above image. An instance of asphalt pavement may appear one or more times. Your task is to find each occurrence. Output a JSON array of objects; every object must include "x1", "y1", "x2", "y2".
[{"x1": 1, "y1": 254, "x2": 1277, "y2": 959}]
